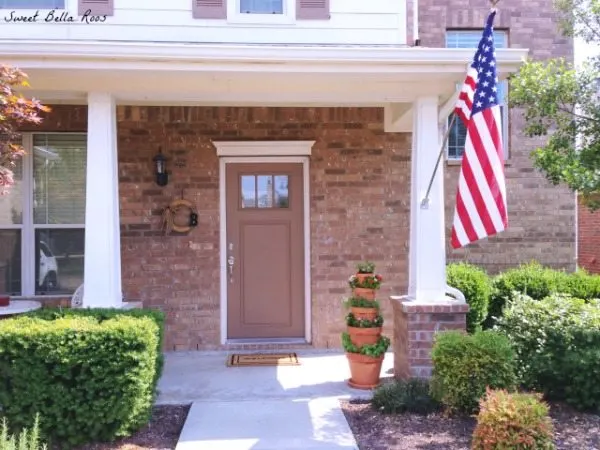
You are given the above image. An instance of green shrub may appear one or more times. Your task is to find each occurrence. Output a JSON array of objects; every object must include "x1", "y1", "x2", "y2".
[
  {"x1": 0, "y1": 415, "x2": 47, "y2": 450},
  {"x1": 372, "y1": 379, "x2": 439, "y2": 415},
  {"x1": 472, "y1": 389, "x2": 555, "y2": 450},
  {"x1": 485, "y1": 262, "x2": 600, "y2": 328},
  {"x1": 25, "y1": 307, "x2": 165, "y2": 386},
  {"x1": 447, "y1": 262, "x2": 491, "y2": 333},
  {"x1": 562, "y1": 269, "x2": 600, "y2": 300},
  {"x1": 0, "y1": 314, "x2": 160, "y2": 447},
  {"x1": 430, "y1": 330, "x2": 517, "y2": 414},
  {"x1": 341, "y1": 332, "x2": 390, "y2": 357},
  {"x1": 497, "y1": 293, "x2": 600, "y2": 411}
]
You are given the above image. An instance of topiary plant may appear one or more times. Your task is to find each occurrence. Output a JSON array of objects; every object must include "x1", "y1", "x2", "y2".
[{"x1": 472, "y1": 388, "x2": 555, "y2": 450}]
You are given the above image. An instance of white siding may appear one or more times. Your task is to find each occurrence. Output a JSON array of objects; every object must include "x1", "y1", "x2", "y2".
[{"x1": 0, "y1": 0, "x2": 406, "y2": 45}]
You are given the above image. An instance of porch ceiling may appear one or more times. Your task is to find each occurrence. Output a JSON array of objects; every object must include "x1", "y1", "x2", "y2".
[{"x1": 2, "y1": 41, "x2": 529, "y2": 107}]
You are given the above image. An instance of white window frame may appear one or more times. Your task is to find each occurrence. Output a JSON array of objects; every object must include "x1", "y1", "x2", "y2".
[
  {"x1": 227, "y1": 0, "x2": 295, "y2": 24},
  {"x1": 0, "y1": 132, "x2": 86, "y2": 297},
  {"x1": 445, "y1": 29, "x2": 510, "y2": 161},
  {"x1": 0, "y1": 0, "x2": 65, "y2": 9}
]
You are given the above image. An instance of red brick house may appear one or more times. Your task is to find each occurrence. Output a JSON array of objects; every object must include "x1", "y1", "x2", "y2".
[
  {"x1": 0, "y1": 0, "x2": 574, "y2": 350},
  {"x1": 578, "y1": 198, "x2": 600, "y2": 274}
]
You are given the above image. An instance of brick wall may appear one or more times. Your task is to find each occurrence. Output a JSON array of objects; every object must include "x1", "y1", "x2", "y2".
[
  {"x1": 419, "y1": 0, "x2": 577, "y2": 273},
  {"x1": 29, "y1": 106, "x2": 410, "y2": 350},
  {"x1": 578, "y1": 198, "x2": 600, "y2": 274}
]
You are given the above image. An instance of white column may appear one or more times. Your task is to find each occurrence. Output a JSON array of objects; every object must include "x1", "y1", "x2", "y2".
[
  {"x1": 407, "y1": 96, "x2": 447, "y2": 303},
  {"x1": 82, "y1": 92, "x2": 123, "y2": 308}
]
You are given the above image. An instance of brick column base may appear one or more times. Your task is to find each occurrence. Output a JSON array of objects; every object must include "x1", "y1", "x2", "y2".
[{"x1": 391, "y1": 297, "x2": 469, "y2": 379}]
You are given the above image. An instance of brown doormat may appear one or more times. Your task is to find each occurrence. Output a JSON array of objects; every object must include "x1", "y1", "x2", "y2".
[{"x1": 226, "y1": 352, "x2": 300, "y2": 367}]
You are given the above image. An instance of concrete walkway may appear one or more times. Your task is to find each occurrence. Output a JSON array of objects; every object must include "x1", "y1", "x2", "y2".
[{"x1": 157, "y1": 350, "x2": 394, "y2": 450}]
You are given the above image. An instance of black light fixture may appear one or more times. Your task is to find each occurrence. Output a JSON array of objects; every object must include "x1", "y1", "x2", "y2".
[{"x1": 153, "y1": 147, "x2": 168, "y2": 187}]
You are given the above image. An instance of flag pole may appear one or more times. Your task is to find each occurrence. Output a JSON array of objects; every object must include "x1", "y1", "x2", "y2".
[
  {"x1": 420, "y1": 113, "x2": 457, "y2": 209},
  {"x1": 420, "y1": 0, "x2": 500, "y2": 209}
]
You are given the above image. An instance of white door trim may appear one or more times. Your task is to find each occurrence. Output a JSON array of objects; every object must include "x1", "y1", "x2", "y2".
[{"x1": 217, "y1": 150, "x2": 313, "y2": 345}]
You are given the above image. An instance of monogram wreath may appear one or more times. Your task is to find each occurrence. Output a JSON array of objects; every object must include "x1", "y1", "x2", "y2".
[{"x1": 162, "y1": 198, "x2": 198, "y2": 235}]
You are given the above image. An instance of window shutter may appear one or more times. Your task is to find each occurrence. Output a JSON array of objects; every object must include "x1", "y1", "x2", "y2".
[
  {"x1": 78, "y1": 0, "x2": 114, "y2": 16},
  {"x1": 193, "y1": 0, "x2": 226, "y2": 19},
  {"x1": 297, "y1": 0, "x2": 330, "y2": 20}
]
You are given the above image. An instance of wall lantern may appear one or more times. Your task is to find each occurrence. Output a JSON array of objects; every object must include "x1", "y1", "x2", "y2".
[{"x1": 153, "y1": 147, "x2": 168, "y2": 187}]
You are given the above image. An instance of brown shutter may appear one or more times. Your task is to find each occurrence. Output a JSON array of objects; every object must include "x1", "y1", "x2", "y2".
[
  {"x1": 297, "y1": 0, "x2": 330, "y2": 20},
  {"x1": 193, "y1": 0, "x2": 226, "y2": 19},
  {"x1": 78, "y1": 0, "x2": 114, "y2": 16}
]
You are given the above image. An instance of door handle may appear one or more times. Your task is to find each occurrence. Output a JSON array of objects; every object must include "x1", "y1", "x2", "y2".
[{"x1": 227, "y1": 255, "x2": 235, "y2": 283}]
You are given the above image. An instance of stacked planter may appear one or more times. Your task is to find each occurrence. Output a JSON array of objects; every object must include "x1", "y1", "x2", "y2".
[{"x1": 342, "y1": 262, "x2": 390, "y2": 390}]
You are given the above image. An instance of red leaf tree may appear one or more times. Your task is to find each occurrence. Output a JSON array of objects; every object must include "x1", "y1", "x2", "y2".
[{"x1": 0, "y1": 65, "x2": 49, "y2": 192}]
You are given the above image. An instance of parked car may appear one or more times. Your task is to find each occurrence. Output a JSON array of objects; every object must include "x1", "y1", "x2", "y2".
[{"x1": 38, "y1": 241, "x2": 59, "y2": 291}]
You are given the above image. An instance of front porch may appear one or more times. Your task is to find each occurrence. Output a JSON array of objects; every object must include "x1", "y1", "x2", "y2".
[
  {"x1": 158, "y1": 349, "x2": 394, "y2": 449},
  {"x1": 5, "y1": 41, "x2": 527, "y2": 350}
]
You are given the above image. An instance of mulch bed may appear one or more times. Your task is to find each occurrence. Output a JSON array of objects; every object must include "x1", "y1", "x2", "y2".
[
  {"x1": 341, "y1": 399, "x2": 600, "y2": 450},
  {"x1": 80, "y1": 404, "x2": 190, "y2": 450}
]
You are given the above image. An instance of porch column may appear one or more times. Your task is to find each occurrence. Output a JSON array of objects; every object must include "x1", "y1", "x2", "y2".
[
  {"x1": 391, "y1": 95, "x2": 469, "y2": 379},
  {"x1": 408, "y1": 95, "x2": 446, "y2": 302},
  {"x1": 82, "y1": 92, "x2": 123, "y2": 308}
]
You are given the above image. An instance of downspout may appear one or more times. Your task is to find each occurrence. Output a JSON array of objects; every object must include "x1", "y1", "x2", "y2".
[{"x1": 413, "y1": 0, "x2": 420, "y2": 46}]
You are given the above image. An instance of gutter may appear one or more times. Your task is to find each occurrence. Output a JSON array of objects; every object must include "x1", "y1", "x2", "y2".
[{"x1": 0, "y1": 40, "x2": 528, "y2": 67}]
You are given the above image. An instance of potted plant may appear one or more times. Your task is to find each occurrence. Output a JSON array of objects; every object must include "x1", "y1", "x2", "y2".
[
  {"x1": 344, "y1": 296, "x2": 380, "y2": 321},
  {"x1": 348, "y1": 264, "x2": 382, "y2": 300},
  {"x1": 0, "y1": 294, "x2": 8, "y2": 307},
  {"x1": 342, "y1": 261, "x2": 389, "y2": 389},
  {"x1": 346, "y1": 312, "x2": 383, "y2": 347},
  {"x1": 343, "y1": 332, "x2": 390, "y2": 389}
]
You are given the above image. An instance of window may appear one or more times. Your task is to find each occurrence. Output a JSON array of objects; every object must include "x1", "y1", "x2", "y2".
[
  {"x1": 0, "y1": 0, "x2": 64, "y2": 8},
  {"x1": 0, "y1": 134, "x2": 86, "y2": 296},
  {"x1": 228, "y1": 0, "x2": 294, "y2": 23},
  {"x1": 241, "y1": 174, "x2": 289, "y2": 208},
  {"x1": 240, "y1": 0, "x2": 283, "y2": 14},
  {"x1": 446, "y1": 30, "x2": 509, "y2": 160}
]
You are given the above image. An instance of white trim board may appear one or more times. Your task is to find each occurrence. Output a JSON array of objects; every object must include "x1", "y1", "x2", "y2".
[
  {"x1": 217, "y1": 147, "x2": 313, "y2": 345},
  {"x1": 214, "y1": 141, "x2": 314, "y2": 157}
]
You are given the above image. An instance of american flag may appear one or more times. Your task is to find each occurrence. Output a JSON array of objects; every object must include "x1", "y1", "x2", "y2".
[{"x1": 450, "y1": 9, "x2": 508, "y2": 249}]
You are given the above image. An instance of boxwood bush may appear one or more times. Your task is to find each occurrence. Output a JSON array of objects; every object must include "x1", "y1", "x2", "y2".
[
  {"x1": 485, "y1": 262, "x2": 600, "y2": 328},
  {"x1": 430, "y1": 330, "x2": 517, "y2": 414},
  {"x1": 446, "y1": 262, "x2": 491, "y2": 333},
  {"x1": 25, "y1": 307, "x2": 165, "y2": 385},
  {"x1": 0, "y1": 311, "x2": 161, "y2": 447},
  {"x1": 497, "y1": 294, "x2": 600, "y2": 411}
]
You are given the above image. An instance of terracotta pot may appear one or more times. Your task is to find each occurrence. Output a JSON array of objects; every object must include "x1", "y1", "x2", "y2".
[
  {"x1": 355, "y1": 273, "x2": 374, "y2": 284},
  {"x1": 0, "y1": 295, "x2": 9, "y2": 307},
  {"x1": 350, "y1": 306, "x2": 378, "y2": 321},
  {"x1": 353, "y1": 287, "x2": 376, "y2": 300},
  {"x1": 346, "y1": 352, "x2": 385, "y2": 390},
  {"x1": 347, "y1": 326, "x2": 382, "y2": 347}
]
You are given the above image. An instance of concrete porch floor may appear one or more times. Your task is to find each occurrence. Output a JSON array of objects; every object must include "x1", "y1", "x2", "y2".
[{"x1": 157, "y1": 350, "x2": 394, "y2": 449}]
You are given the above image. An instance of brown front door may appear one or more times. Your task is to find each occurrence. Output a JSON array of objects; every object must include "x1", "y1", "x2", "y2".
[{"x1": 226, "y1": 163, "x2": 305, "y2": 339}]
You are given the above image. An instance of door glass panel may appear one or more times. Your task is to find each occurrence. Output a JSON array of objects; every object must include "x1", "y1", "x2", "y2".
[
  {"x1": 257, "y1": 175, "x2": 273, "y2": 208},
  {"x1": 240, "y1": 173, "x2": 289, "y2": 209},
  {"x1": 241, "y1": 175, "x2": 256, "y2": 208},
  {"x1": 274, "y1": 175, "x2": 289, "y2": 208}
]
